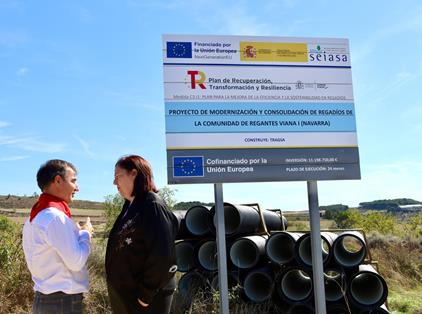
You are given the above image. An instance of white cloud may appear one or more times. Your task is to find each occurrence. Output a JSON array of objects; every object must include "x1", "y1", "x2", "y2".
[
  {"x1": 16, "y1": 67, "x2": 29, "y2": 76},
  {"x1": 364, "y1": 70, "x2": 420, "y2": 106},
  {"x1": 0, "y1": 135, "x2": 65, "y2": 153},
  {"x1": 74, "y1": 135, "x2": 96, "y2": 159},
  {"x1": 0, "y1": 155, "x2": 29, "y2": 162},
  {"x1": 15, "y1": 139, "x2": 65, "y2": 153},
  {"x1": 0, "y1": 135, "x2": 27, "y2": 145},
  {"x1": 0, "y1": 121, "x2": 10, "y2": 128}
]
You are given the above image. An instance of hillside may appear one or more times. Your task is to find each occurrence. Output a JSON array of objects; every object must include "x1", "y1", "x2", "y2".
[
  {"x1": 359, "y1": 198, "x2": 422, "y2": 211},
  {"x1": 0, "y1": 194, "x2": 104, "y2": 210}
]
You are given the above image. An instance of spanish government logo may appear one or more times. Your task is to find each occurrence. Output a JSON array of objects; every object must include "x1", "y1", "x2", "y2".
[
  {"x1": 166, "y1": 42, "x2": 192, "y2": 58},
  {"x1": 243, "y1": 45, "x2": 257, "y2": 58},
  {"x1": 173, "y1": 156, "x2": 204, "y2": 177}
]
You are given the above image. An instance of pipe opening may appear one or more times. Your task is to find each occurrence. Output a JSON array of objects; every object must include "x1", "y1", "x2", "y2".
[
  {"x1": 175, "y1": 242, "x2": 195, "y2": 272},
  {"x1": 230, "y1": 239, "x2": 259, "y2": 269},
  {"x1": 350, "y1": 273, "x2": 384, "y2": 306},
  {"x1": 178, "y1": 272, "x2": 207, "y2": 297},
  {"x1": 334, "y1": 235, "x2": 366, "y2": 267},
  {"x1": 266, "y1": 233, "x2": 295, "y2": 264},
  {"x1": 186, "y1": 206, "x2": 209, "y2": 236},
  {"x1": 298, "y1": 236, "x2": 329, "y2": 266},
  {"x1": 198, "y1": 241, "x2": 218, "y2": 271},
  {"x1": 281, "y1": 269, "x2": 312, "y2": 301},
  {"x1": 324, "y1": 270, "x2": 344, "y2": 302},
  {"x1": 244, "y1": 272, "x2": 273, "y2": 303}
]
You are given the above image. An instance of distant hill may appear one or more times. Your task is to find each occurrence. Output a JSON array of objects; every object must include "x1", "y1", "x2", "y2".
[
  {"x1": 173, "y1": 201, "x2": 214, "y2": 211},
  {"x1": 319, "y1": 204, "x2": 349, "y2": 211},
  {"x1": 359, "y1": 198, "x2": 422, "y2": 211},
  {"x1": 0, "y1": 194, "x2": 104, "y2": 210}
]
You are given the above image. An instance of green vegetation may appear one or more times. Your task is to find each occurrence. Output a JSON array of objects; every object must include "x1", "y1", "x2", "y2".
[
  {"x1": 359, "y1": 198, "x2": 422, "y2": 211},
  {"x1": 389, "y1": 289, "x2": 422, "y2": 314},
  {"x1": 320, "y1": 203, "x2": 349, "y2": 211},
  {"x1": 102, "y1": 194, "x2": 124, "y2": 237},
  {"x1": 321, "y1": 203, "x2": 349, "y2": 219},
  {"x1": 332, "y1": 209, "x2": 422, "y2": 237},
  {"x1": 0, "y1": 216, "x2": 33, "y2": 313},
  {"x1": 158, "y1": 186, "x2": 178, "y2": 210}
]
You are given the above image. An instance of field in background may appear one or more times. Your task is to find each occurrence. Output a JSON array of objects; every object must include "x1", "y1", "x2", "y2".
[{"x1": 0, "y1": 207, "x2": 107, "y2": 235}]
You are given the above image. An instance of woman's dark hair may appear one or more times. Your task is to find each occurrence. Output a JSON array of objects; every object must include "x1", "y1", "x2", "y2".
[
  {"x1": 115, "y1": 155, "x2": 158, "y2": 197},
  {"x1": 37, "y1": 159, "x2": 77, "y2": 191}
]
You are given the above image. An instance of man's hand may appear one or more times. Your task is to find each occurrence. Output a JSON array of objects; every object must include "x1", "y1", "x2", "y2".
[
  {"x1": 138, "y1": 299, "x2": 149, "y2": 307},
  {"x1": 77, "y1": 217, "x2": 94, "y2": 237}
]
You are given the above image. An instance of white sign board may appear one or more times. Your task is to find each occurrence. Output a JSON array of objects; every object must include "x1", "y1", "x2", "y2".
[{"x1": 163, "y1": 34, "x2": 360, "y2": 184}]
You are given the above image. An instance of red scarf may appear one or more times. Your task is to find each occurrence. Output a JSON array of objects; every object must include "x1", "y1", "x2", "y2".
[{"x1": 30, "y1": 193, "x2": 72, "y2": 222}]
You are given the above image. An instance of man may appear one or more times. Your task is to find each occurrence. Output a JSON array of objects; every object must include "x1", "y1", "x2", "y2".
[{"x1": 22, "y1": 159, "x2": 93, "y2": 314}]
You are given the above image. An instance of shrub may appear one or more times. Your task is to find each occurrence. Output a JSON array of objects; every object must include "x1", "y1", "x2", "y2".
[
  {"x1": 158, "y1": 186, "x2": 177, "y2": 210},
  {"x1": 333, "y1": 209, "x2": 363, "y2": 229},
  {"x1": 403, "y1": 213, "x2": 422, "y2": 237},
  {"x1": 0, "y1": 215, "x2": 32, "y2": 313},
  {"x1": 363, "y1": 211, "x2": 395, "y2": 234},
  {"x1": 333, "y1": 209, "x2": 397, "y2": 234},
  {"x1": 102, "y1": 194, "x2": 124, "y2": 238}
]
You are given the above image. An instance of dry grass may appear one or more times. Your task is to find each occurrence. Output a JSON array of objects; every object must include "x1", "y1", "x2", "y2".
[{"x1": 368, "y1": 232, "x2": 422, "y2": 289}]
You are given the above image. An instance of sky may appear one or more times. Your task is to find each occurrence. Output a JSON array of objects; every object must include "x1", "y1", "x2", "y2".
[{"x1": 1, "y1": 0, "x2": 421, "y2": 211}]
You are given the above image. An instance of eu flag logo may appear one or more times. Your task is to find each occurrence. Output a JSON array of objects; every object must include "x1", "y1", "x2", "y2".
[
  {"x1": 167, "y1": 42, "x2": 192, "y2": 58},
  {"x1": 173, "y1": 156, "x2": 204, "y2": 177}
]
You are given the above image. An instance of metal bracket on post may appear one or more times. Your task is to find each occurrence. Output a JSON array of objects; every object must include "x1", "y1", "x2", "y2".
[
  {"x1": 214, "y1": 183, "x2": 229, "y2": 314},
  {"x1": 307, "y1": 181, "x2": 327, "y2": 314}
]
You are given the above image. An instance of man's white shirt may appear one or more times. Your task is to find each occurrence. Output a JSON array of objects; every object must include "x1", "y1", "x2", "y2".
[{"x1": 22, "y1": 207, "x2": 91, "y2": 294}]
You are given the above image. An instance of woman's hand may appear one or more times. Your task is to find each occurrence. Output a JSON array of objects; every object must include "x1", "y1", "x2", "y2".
[{"x1": 138, "y1": 299, "x2": 149, "y2": 307}]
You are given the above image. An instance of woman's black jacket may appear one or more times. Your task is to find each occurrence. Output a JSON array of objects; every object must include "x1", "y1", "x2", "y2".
[{"x1": 105, "y1": 192, "x2": 178, "y2": 304}]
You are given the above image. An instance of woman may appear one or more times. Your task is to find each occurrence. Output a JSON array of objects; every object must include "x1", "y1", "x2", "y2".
[{"x1": 105, "y1": 155, "x2": 178, "y2": 314}]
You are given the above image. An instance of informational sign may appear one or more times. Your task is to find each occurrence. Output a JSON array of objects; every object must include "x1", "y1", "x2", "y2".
[{"x1": 163, "y1": 35, "x2": 360, "y2": 184}]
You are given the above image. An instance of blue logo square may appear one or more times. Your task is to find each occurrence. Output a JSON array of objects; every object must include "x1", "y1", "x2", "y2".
[
  {"x1": 173, "y1": 156, "x2": 204, "y2": 177},
  {"x1": 167, "y1": 42, "x2": 192, "y2": 58}
]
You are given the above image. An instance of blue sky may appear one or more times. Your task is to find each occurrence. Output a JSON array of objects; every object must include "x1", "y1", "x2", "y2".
[{"x1": 1, "y1": 0, "x2": 421, "y2": 210}]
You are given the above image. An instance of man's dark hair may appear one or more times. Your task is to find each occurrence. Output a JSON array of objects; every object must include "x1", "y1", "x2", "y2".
[{"x1": 36, "y1": 159, "x2": 77, "y2": 191}]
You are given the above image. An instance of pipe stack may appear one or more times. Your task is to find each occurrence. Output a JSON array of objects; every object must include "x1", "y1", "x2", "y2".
[{"x1": 174, "y1": 204, "x2": 389, "y2": 313}]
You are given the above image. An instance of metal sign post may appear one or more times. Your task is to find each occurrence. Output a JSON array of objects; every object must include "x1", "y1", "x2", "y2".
[
  {"x1": 307, "y1": 180, "x2": 327, "y2": 313},
  {"x1": 214, "y1": 183, "x2": 229, "y2": 314}
]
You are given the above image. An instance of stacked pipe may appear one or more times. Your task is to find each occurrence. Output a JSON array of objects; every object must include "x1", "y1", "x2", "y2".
[
  {"x1": 174, "y1": 203, "x2": 287, "y2": 300},
  {"x1": 174, "y1": 204, "x2": 389, "y2": 313}
]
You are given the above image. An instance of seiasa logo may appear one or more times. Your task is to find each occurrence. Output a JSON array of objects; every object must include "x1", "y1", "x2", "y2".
[{"x1": 187, "y1": 70, "x2": 206, "y2": 89}]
